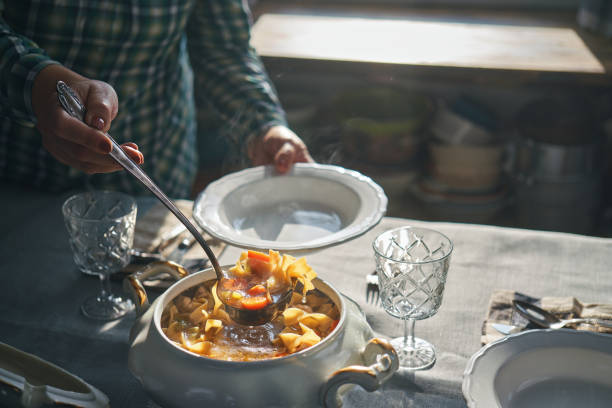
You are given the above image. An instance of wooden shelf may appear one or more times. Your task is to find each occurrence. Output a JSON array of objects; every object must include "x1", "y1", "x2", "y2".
[{"x1": 251, "y1": 3, "x2": 612, "y2": 86}]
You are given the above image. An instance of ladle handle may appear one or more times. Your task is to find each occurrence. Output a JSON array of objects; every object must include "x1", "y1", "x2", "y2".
[
  {"x1": 56, "y1": 81, "x2": 223, "y2": 279},
  {"x1": 561, "y1": 318, "x2": 612, "y2": 329}
]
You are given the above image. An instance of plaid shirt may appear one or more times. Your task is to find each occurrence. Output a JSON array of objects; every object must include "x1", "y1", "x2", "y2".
[{"x1": 0, "y1": 0, "x2": 286, "y2": 198}]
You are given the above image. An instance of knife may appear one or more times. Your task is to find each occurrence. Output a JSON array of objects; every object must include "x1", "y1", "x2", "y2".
[{"x1": 492, "y1": 323, "x2": 522, "y2": 335}]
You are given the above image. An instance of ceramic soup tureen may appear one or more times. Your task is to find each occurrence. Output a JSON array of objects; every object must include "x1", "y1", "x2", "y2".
[{"x1": 125, "y1": 262, "x2": 398, "y2": 408}]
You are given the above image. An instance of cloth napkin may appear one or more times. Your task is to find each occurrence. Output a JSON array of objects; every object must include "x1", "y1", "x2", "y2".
[
  {"x1": 481, "y1": 289, "x2": 612, "y2": 345},
  {"x1": 113, "y1": 200, "x2": 226, "y2": 288}
]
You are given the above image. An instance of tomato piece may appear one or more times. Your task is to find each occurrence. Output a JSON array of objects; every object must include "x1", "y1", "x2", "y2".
[
  {"x1": 330, "y1": 319, "x2": 340, "y2": 332},
  {"x1": 240, "y1": 296, "x2": 270, "y2": 310},
  {"x1": 247, "y1": 284, "x2": 267, "y2": 296},
  {"x1": 247, "y1": 250, "x2": 271, "y2": 263}
]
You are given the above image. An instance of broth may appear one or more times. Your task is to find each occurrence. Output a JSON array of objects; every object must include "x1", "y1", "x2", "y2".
[{"x1": 161, "y1": 279, "x2": 339, "y2": 361}]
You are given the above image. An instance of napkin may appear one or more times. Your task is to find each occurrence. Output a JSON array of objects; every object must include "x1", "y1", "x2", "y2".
[
  {"x1": 113, "y1": 200, "x2": 226, "y2": 287},
  {"x1": 481, "y1": 289, "x2": 612, "y2": 345}
]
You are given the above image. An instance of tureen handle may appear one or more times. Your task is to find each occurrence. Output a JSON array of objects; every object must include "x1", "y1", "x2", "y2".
[
  {"x1": 123, "y1": 261, "x2": 189, "y2": 315},
  {"x1": 319, "y1": 338, "x2": 399, "y2": 408}
]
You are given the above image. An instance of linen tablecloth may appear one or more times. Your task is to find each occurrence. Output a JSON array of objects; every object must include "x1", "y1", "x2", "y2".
[{"x1": 1, "y1": 182, "x2": 611, "y2": 407}]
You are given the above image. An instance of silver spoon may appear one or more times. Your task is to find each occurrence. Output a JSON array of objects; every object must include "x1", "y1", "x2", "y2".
[
  {"x1": 57, "y1": 81, "x2": 291, "y2": 325},
  {"x1": 512, "y1": 300, "x2": 612, "y2": 330}
]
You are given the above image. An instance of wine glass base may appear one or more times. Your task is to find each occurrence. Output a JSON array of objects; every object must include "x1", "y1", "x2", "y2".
[
  {"x1": 81, "y1": 293, "x2": 134, "y2": 321},
  {"x1": 390, "y1": 336, "x2": 436, "y2": 370}
]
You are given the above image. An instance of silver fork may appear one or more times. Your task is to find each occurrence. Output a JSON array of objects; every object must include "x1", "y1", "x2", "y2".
[{"x1": 366, "y1": 270, "x2": 380, "y2": 305}]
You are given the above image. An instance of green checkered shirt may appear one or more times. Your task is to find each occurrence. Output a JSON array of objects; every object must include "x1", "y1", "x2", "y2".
[{"x1": 0, "y1": 0, "x2": 286, "y2": 198}]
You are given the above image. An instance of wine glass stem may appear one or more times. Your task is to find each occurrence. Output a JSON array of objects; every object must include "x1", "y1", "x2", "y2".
[
  {"x1": 99, "y1": 273, "x2": 112, "y2": 299},
  {"x1": 403, "y1": 318, "x2": 416, "y2": 349}
]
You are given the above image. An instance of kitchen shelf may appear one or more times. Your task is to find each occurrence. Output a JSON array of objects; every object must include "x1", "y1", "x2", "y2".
[{"x1": 251, "y1": 2, "x2": 612, "y2": 87}]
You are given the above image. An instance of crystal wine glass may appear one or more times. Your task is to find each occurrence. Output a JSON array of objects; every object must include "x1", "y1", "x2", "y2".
[
  {"x1": 373, "y1": 226, "x2": 453, "y2": 370},
  {"x1": 62, "y1": 191, "x2": 137, "y2": 320}
]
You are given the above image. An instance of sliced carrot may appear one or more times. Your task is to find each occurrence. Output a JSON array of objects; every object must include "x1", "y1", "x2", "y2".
[
  {"x1": 240, "y1": 296, "x2": 270, "y2": 310},
  {"x1": 247, "y1": 250, "x2": 271, "y2": 263},
  {"x1": 247, "y1": 284, "x2": 267, "y2": 296}
]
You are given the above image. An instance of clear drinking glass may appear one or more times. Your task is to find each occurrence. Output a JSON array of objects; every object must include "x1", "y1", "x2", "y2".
[
  {"x1": 373, "y1": 226, "x2": 453, "y2": 370},
  {"x1": 62, "y1": 191, "x2": 137, "y2": 320}
]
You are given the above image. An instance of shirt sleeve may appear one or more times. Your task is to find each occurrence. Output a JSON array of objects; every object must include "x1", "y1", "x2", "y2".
[
  {"x1": 0, "y1": 2, "x2": 59, "y2": 126},
  {"x1": 185, "y1": 0, "x2": 287, "y2": 151}
]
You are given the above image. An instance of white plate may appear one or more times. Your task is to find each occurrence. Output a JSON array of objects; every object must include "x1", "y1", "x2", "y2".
[
  {"x1": 463, "y1": 329, "x2": 612, "y2": 408},
  {"x1": 0, "y1": 342, "x2": 109, "y2": 407},
  {"x1": 193, "y1": 163, "x2": 387, "y2": 251}
]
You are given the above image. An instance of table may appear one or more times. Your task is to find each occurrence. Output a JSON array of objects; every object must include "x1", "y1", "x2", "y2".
[{"x1": 1, "y1": 182, "x2": 612, "y2": 407}]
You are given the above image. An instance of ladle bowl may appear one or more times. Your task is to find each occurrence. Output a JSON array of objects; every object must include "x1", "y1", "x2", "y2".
[{"x1": 222, "y1": 286, "x2": 294, "y2": 326}]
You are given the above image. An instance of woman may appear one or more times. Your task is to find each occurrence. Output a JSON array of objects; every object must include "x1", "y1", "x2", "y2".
[{"x1": 0, "y1": 0, "x2": 313, "y2": 198}]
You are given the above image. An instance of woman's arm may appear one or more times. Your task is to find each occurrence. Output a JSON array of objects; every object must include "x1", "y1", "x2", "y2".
[
  {"x1": 0, "y1": 0, "x2": 59, "y2": 126},
  {"x1": 185, "y1": 0, "x2": 312, "y2": 172},
  {"x1": 0, "y1": 2, "x2": 143, "y2": 173}
]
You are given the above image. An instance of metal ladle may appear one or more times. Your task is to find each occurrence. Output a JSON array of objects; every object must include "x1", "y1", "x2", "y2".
[{"x1": 57, "y1": 81, "x2": 290, "y2": 325}]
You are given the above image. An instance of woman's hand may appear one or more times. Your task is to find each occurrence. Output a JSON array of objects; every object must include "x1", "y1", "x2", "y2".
[
  {"x1": 31, "y1": 64, "x2": 143, "y2": 174},
  {"x1": 248, "y1": 125, "x2": 313, "y2": 173}
]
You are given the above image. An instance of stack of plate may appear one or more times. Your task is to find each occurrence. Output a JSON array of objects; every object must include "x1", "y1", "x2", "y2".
[
  {"x1": 428, "y1": 142, "x2": 504, "y2": 193},
  {"x1": 412, "y1": 102, "x2": 508, "y2": 224},
  {"x1": 408, "y1": 177, "x2": 510, "y2": 224}
]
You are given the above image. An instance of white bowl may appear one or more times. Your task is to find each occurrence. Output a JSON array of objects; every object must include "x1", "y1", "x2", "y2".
[
  {"x1": 429, "y1": 143, "x2": 504, "y2": 191},
  {"x1": 430, "y1": 107, "x2": 493, "y2": 146},
  {"x1": 463, "y1": 329, "x2": 612, "y2": 408},
  {"x1": 192, "y1": 164, "x2": 387, "y2": 251},
  {"x1": 0, "y1": 342, "x2": 109, "y2": 408}
]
